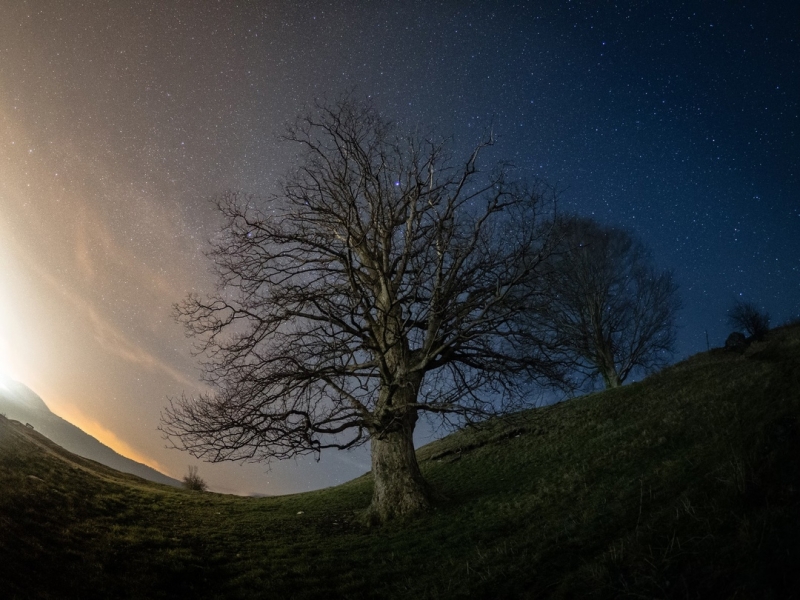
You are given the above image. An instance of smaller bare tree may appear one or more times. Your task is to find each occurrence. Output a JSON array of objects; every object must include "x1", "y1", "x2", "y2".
[
  {"x1": 728, "y1": 300, "x2": 770, "y2": 341},
  {"x1": 537, "y1": 216, "x2": 681, "y2": 389},
  {"x1": 182, "y1": 465, "x2": 208, "y2": 491}
]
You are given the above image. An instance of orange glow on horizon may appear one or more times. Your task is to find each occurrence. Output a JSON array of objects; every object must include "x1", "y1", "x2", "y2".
[{"x1": 38, "y1": 390, "x2": 174, "y2": 479}]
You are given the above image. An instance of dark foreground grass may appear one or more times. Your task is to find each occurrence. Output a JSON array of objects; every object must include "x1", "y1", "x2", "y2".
[{"x1": 2, "y1": 325, "x2": 800, "y2": 599}]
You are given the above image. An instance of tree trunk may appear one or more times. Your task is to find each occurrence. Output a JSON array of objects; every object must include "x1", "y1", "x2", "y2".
[
  {"x1": 601, "y1": 365, "x2": 621, "y2": 388},
  {"x1": 366, "y1": 407, "x2": 430, "y2": 524},
  {"x1": 596, "y1": 340, "x2": 621, "y2": 389}
]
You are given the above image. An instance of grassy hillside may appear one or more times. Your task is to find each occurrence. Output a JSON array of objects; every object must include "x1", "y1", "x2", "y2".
[
  {"x1": 2, "y1": 325, "x2": 799, "y2": 599},
  {"x1": 0, "y1": 380, "x2": 181, "y2": 487}
]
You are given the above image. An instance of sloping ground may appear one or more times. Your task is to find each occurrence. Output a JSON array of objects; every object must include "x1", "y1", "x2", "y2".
[
  {"x1": 1, "y1": 325, "x2": 799, "y2": 599},
  {"x1": 0, "y1": 380, "x2": 181, "y2": 487}
]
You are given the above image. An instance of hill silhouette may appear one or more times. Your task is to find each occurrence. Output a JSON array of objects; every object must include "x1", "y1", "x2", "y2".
[
  {"x1": 1, "y1": 325, "x2": 799, "y2": 599},
  {"x1": 0, "y1": 379, "x2": 179, "y2": 487}
]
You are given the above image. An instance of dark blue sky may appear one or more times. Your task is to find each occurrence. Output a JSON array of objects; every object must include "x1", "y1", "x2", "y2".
[{"x1": 1, "y1": 1, "x2": 797, "y2": 494}]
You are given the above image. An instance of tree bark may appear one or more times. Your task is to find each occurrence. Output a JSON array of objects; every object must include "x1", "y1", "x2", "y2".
[
  {"x1": 366, "y1": 412, "x2": 430, "y2": 523},
  {"x1": 365, "y1": 371, "x2": 431, "y2": 523}
]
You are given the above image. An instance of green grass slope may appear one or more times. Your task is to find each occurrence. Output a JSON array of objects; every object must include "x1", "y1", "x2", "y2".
[{"x1": 2, "y1": 325, "x2": 799, "y2": 599}]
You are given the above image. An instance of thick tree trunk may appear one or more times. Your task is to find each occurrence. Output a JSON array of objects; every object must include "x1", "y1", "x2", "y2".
[
  {"x1": 365, "y1": 367, "x2": 432, "y2": 524},
  {"x1": 366, "y1": 411, "x2": 430, "y2": 523}
]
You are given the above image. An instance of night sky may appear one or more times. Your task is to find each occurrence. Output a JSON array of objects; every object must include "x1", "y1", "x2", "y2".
[{"x1": 1, "y1": 1, "x2": 797, "y2": 495}]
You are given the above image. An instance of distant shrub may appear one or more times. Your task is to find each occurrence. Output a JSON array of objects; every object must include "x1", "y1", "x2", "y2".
[
  {"x1": 182, "y1": 466, "x2": 208, "y2": 492},
  {"x1": 728, "y1": 300, "x2": 770, "y2": 341},
  {"x1": 724, "y1": 331, "x2": 748, "y2": 353}
]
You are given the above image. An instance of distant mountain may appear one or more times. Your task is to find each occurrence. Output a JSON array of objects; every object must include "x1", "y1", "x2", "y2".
[{"x1": 0, "y1": 378, "x2": 180, "y2": 487}]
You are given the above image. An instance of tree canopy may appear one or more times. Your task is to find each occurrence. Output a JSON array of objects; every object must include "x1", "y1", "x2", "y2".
[
  {"x1": 161, "y1": 98, "x2": 565, "y2": 521},
  {"x1": 538, "y1": 216, "x2": 681, "y2": 389},
  {"x1": 728, "y1": 300, "x2": 770, "y2": 341}
]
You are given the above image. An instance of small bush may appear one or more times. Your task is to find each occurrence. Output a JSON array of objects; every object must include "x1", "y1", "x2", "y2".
[
  {"x1": 182, "y1": 465, "x2": 208, "y2": 492},
  {"x1": 724, "y1": 331, "x2": 748, "y2": 352},
  {"x1": 728, "y1": 300, "x2": 770, "y2": 340}
]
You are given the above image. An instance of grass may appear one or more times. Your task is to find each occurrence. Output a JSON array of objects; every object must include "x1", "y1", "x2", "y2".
[{"x1": 2, "y1": 324, "x2": 800, "y2": 599}]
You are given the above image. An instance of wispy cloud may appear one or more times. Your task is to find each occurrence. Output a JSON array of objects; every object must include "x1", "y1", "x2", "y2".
[{"x1": 3, "y1": 228, "x2": 205, "y2": 393}]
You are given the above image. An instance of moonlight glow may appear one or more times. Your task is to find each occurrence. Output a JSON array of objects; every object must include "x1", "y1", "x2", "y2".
[{"x1": 0, "y1": 1, "x2": 797, "y2": 495}]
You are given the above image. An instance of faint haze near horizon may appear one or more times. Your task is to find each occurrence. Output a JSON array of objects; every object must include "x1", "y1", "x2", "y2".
[{"x1": 1, "y1": 1, "x2": 797, "y2": 494}]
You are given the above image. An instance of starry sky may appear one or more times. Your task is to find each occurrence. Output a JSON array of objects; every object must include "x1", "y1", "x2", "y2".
[{"x1": 1, "y1": 1, "x2": 798, "y2": 495}]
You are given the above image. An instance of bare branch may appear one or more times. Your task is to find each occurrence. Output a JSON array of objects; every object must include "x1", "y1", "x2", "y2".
[
  {"x1": 533, "y1": 216, "x2": 681, "y2": 389},
  {"x1": 161, "y1": 96, "x2": 565, "y2": 521}
]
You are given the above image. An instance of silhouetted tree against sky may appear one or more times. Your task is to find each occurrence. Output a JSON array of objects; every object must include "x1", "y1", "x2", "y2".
[
  {"x1": 728, "y1": 300, "x2": 770, "y2": 340},
  {"x1": 539, "y1": 216, "x2": 681, "y2": 389},
  {"x1": 182, "y1": 465, "x2": 207, "y2": 492},
  {"x1": 161, "y1": 98, "x2": 564, "y2": 522}
]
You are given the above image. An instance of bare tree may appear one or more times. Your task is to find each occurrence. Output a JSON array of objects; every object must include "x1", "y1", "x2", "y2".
[
  {"x1": 182, "y1": 465, "x2": 208, "y2": 492},
  {"x1": 161, "y1": 98, "x2": 564, "y2": 522},
  {"x1": 728, "y1": 300, "x2": 770, "y2": 340},
  {"x1": 538, "y1": 216, "x2": 681, "y2": 389}
]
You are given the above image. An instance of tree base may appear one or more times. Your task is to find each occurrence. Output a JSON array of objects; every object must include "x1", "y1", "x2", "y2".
[{"x1": 365, "y1": 421, "x2": 436, "y2": 525}]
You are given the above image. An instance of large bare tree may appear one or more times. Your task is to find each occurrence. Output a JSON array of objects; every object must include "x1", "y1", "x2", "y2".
[
  {"x1": 161, "y1": 99, "x2": 563, "y2": 522},
  {"x1": 539, "y1": 216, "x2": 681, "y2": 389}
]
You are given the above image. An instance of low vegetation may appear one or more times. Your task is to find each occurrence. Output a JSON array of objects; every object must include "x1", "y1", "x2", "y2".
[
  {"x1": 728, "y1": 299, "x2": 771, "y2": 341},
  {"x1": 182, "y1": 465, "x2": 208, "y2": 492},
  {"x1": 2, "y1": 324, "x2": 799, "y2": 599}
]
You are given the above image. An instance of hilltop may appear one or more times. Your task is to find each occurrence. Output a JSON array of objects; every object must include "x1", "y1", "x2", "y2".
[
  {"x1": 0, "y1": 380, "x2": 180, "y2": 488},
  {"x1": 1, "y1": 325, "x2": 799, "y2": 599}
]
